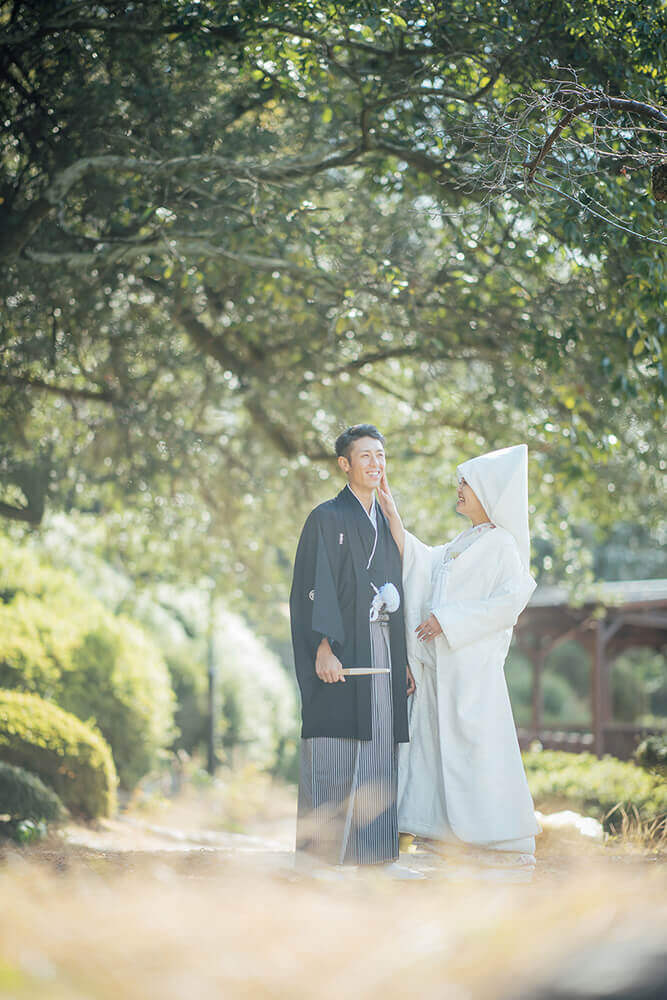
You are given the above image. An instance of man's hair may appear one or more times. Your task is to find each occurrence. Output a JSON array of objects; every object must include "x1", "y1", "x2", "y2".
[{"x1": 335, "y1": 424, "x2": 385, "y2": 460}]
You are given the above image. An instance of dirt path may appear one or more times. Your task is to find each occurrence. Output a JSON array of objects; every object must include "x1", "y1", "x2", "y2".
[{"x1": 12, "y1": 796, "x2": 663, "y2": 886}]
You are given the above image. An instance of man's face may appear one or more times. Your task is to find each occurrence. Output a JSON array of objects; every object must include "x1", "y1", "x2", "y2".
[{"x1": 338, "y1": 436, "x2": 386, "y2": 493}]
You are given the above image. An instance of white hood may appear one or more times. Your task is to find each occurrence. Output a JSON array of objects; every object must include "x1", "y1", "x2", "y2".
[{"x1": 457, "y1": 444, "x2": 532, "y2": 570}]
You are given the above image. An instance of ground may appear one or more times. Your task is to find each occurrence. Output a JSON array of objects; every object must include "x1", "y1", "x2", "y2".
[
  {"x1": 1, "y1": 776, "x2": 665, "y2": 999},
  {"x1": 4, "y1": 773, "x2": 663, "y2": 884}
]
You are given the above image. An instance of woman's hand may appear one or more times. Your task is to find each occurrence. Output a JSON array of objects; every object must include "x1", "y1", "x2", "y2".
[
  {"x1": 415, "y1": 613, "x2": 443, "y2": 643},
  {"x1": 378, "y1": 472, "x2": 405, "y2": 557},
  {"x1": 377, "y1": 471, "x2": 398, "y2": 519},
  {"x1": 406, "y1": 664, "x2": 416, "y2": 696}
]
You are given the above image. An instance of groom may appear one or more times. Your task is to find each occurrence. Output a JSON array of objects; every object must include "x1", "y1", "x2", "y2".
[{"x1": 290, "y1": 424, "x2": 416, "y2": 871}]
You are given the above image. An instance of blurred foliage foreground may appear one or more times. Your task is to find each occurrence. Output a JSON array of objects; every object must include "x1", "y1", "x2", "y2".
[{"x1": 0, "y1": 858, "x2": 664, "y2": 1000}]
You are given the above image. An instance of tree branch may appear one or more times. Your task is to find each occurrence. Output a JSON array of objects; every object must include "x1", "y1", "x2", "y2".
[
  {"x1": 0, "y1": 15, "x2": 243, "y2": 48},
  {"x1": 37, "y1": 146, "x2": 365, "y2": 205},
  {"x1": 2, "y1": 145, "x2": 366, "y2": 262},
  {"x1": 526, "y1": 97, "x2": 667, "y2": 183},
  {"x1": 0, "y1": 459, "x2": 51, "y2": 526},
  {"x1": 0, "y1": 499, "x2": 43, "y2": 524},
  {"x1": 0, "y1": 373, "x2": 115, "y2": 403},
  {"x1": 25, "y1": 234, "x2": 346, "y2": 286},
  {"x1": 0, "y1": 198, "x2": 51, "y2": 260}
]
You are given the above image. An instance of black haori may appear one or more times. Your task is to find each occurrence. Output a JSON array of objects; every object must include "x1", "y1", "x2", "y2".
[{"x1": 289, "y1": 486, "x2": 409, "y2": 742}]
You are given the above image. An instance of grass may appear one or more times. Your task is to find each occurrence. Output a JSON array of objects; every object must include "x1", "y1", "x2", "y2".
[
  {"x1": 0, "y1": 846, "x2": 665, "y2": 1000},
  {"x1": 603, "y1": 805, "x2": 667, "y2": 854},
  {"x1": 523, "y1": 749, "x2": 667, "y2": 829},
  {"x1": 1, "y1": 759, "x2": 666, "y2": 998}
]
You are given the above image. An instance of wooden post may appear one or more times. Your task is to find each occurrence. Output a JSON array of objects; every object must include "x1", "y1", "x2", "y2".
[
  {"x1": 591, "y1": 619, "x2": 606, "y2": 757},
  {"x1": 599, "y1": 616, "x2": 623, "y2": 757}
]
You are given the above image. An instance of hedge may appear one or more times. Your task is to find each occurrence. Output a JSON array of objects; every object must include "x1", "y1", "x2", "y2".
[
  {"x1": 634, "y1": 734, "x2": 667, "y2": 776},
  {"x1": 0, "y1": 690, "x2": 117, "y2": 818},
  {"x1": 0, "y1": 537, "x2": 175, "y2": 788},
  {"x1": 0, "y1": 760, "x2": 65, "y2": 823},
  {"x1": 523, "y1": 749, "x2": 667, "y2": 829}
]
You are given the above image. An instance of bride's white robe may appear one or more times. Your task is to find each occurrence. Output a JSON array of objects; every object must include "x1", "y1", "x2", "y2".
[{"x1": 398, "y1": 526, "x2": 541, "y2": 852}]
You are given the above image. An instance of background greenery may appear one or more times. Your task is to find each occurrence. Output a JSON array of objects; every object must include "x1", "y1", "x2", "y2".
[
  {"x1": 0, "y1": 2, "x2": 664, "y2": 813},
  {"x1": 0, "y1": 536, "x2": 175, "y2": 788}
]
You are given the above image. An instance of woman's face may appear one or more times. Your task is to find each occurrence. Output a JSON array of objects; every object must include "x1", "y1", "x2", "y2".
[{"x1": 456, "y1": 477, "x2": 489, "y2": 523}]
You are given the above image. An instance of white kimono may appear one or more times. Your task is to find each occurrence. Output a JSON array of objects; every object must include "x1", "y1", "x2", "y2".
[{"x1": 397, "y1": 524, "x2": 541, "y2": 852}]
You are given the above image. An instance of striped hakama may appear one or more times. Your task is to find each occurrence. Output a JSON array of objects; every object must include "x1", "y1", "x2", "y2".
[{"x1": 296, "y1": 619, "x2": 399, "y2": 866}]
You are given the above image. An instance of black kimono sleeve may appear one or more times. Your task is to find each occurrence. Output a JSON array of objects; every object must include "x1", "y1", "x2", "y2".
[{"x1": 289, "y1": 507, "x2": 345, "y2": 708}]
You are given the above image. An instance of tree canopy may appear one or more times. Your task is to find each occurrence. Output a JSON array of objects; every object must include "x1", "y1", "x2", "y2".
[{"x1": 1, "y1": 1, "x2": 665, "y2": 622}]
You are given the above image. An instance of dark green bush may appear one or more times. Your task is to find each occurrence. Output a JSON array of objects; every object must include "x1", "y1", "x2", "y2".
[
  {"x1": 0, "y1": 537, "x2": 175, "y2": 788},
  {"x1": 0, "y1": 760, "x2": 65, "y2": 822},
  {"x1": 5, "y1": 818, "x2": 49, "y2": 844},
  {"x1": 523, "y1": 749, "x2": 667, "y2": 829},
  {"x1": 634, "y1": 734, "x2": 667, "y2": 776},
  {"x1": 0, "y1": 689, "x2": 117, "y2": 818}
]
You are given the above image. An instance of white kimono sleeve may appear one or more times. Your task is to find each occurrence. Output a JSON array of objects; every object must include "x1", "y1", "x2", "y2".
[
  {"x1": 433, "y1": 539, "x2": 536, "y2": 651},
  {"x1": 402, "y1": 531, "x2": 450, "y2": 654},
  {"x1": 403, "y1": 531, "x2": 448, "y2": 600}
]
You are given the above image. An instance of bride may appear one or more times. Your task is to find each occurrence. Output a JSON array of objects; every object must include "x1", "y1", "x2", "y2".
[{"x1": 378, "y1": 444, "x2": 540, "y2": 862}]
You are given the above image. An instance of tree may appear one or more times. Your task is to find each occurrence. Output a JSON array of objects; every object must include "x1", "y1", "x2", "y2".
[{"x1": 1, "y1": 1, "x2": 664, "y2": 605}]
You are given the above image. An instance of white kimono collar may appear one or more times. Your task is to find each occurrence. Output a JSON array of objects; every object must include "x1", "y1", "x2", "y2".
[{"x1": 345, "y1": 483, "x2": 378, "y2": 569}]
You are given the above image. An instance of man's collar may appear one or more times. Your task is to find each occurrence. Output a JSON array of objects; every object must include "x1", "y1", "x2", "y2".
[{"x1": 345, "y1": 483, "x2": 377, "y2": 525}]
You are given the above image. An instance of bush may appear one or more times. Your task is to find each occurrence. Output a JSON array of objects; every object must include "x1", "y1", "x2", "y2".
[
  {"x1": 0, "y1": 760, "x2": 65, "y2": 823},
  {"x1": 0, "y1": 689, "x2": 117, "y2": 818},
  {"x1": 0, "y1": 537, "x2": 175, "y2": 788},
  {"x1": 523, "y1": 749, "x2": 667, "y2": 830},
  {"x1": 0, "y1": 760, "x2": 66, "y2": 844},
  {"x1": 635, "y1": 734, "x2": 667, "y2": 777}
]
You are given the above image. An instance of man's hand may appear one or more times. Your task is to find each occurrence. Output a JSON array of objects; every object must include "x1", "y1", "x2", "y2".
[
  {"x1": 406, "y1": 664, "x2": 416, "y2": 696},
  {"x1": 316, "y1": 637, "x2": 345, "y2": 683},
  {"x1": 415, "y1": 613, "x2": 443, "y2": 643}
]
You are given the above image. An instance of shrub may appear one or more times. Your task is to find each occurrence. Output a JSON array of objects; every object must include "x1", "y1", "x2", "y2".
[
  {"x1": 523, "y1": 749, "x2": 667, "y2": 830},
  {"x1": 635, "y1": 734, "x2": 667, "y2": 777},
  {"x1": 0, "y1": 537, "x2": 175, "y2": 788},
  {"x1": 0, "y1": 689, "x2": 117, "y2": 818},
  {"x1": 0, "y1": 760, "x2": 65, "y2": 823}
]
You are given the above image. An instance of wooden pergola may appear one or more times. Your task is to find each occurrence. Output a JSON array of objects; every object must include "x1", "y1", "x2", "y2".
[{"x1": 513, "y1": 579, "x2": 667, "y2": 759}]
